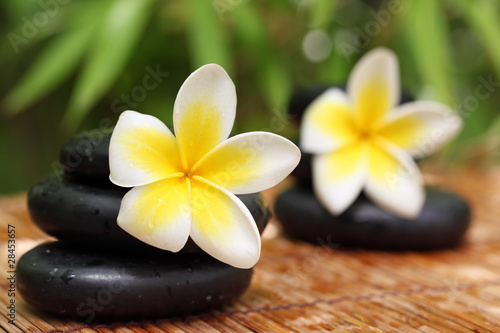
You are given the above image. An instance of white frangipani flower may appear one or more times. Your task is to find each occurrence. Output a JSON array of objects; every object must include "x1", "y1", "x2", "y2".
[
  {"x1": 300, "y1": 48, "x2": 462, "y2": 218},
  {"x1": 109, "y1": 64, "x2": 301, "y2": 268}
]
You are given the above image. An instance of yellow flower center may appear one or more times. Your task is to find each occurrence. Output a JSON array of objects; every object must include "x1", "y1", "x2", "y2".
[
  {"x1": 180, "y1": 168, "x2": 198, "y2": 182},
  {"x1": 359, "y1": 129, "x2": 373, "y2": 141},
  {"x1": 356, "y1": 121, "x2": 379, "y2": 143}
]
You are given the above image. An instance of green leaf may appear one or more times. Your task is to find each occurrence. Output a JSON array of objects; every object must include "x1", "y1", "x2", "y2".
[
  {"x1": 2, "y1": 0, "x2": 33, "y2": 26},
  {"x1": 62, "y1": 0, "x2": 155, "y2": 132},
  {"x1": 451, "y1": 0, "x2": 500, "y2": 80},
  {"x1": 186, "y1": 0, "x2": 232, "y2": 74},
  {"x1": 309, "y1": 0, "x2": 337, "y2": 29},
  {"x1": 232, "y1": 3, "x2": 291, "y2": 110},
  {"x1": 3, "y1": 25, "x2": 95, "y2": 116},
  {"x1": 404, "y1": 0, "x2": 455, "y2": 105},
  {"x1": 258, "y1": 58, "x2": 291, "y2": 110},
  {"x1": 319, "y1": 48, "x2": 350, "y2": 84},
  {"x1": 2, "y1": 0, "x2": 110, "y2": 116},
  {"x1": 230, "y1": 2, "x2": 264, "y2": 50},
  {"x1": 2, "y1": 0, "x2": 82, "y2": 54},
  {"x1": 485, "y1": 115, "x2": 500, "y2": 142}
]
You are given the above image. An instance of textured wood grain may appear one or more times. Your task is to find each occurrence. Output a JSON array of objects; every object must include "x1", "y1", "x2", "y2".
[{"x1": 2, "y1": 169, "x2": 500, "y2": 332}]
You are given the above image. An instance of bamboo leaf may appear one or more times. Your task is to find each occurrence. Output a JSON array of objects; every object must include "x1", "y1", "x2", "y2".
[
  {"x1": 186, "y1": 0, "x2": 232, "y2": 74},
  {"x1": 232, "y1": 3, "x2": 291, "y2": 110},
  {"x1": 404, "y1": 0, "x2": 455, "y2": 105},
  {"x1": 2, "y1": 0, "x2": 110, "y2": 116},
  {"x1": 451, "y1": 0, "x2": 500, "y2": 80},
  {"x1": 319, "y1": 47, "x2": 350, "y2": 84},
  {"x1": 258, "y1": 58, "x2": 291, "y2": 110},
  {"x1": 309, "y1": 0, "x2": 337, "y2": 29},
  {"x1": 2, "y1": 0, "x2": 33, "y2": 26},
  {"x1": 2, "y1": 0, "x2": 79, "y2": 54},
  {"x1": 62, "y1": 0, "x2": 155, "y2": 132},
  {"x1": 3, "y1": 25, "x2": 95, "y2": 116}
]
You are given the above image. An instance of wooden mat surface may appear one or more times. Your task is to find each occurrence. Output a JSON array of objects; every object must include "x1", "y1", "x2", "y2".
[{"x1": 2, "y1": 169, "x2": 500, "y2": 332}]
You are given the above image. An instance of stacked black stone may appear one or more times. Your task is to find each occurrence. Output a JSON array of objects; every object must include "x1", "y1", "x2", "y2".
[
  {"x1": 276, "y1": 87, "x2": 471, "y2": 250},
  {"x1": 18, "y1": 133, "x2": 271, "y2": 321}
]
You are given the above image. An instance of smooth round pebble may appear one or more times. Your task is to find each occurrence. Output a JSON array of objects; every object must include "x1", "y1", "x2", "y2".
[
  {"x1": 28, "y1": 175, "x2": 270, "y2": 253},
  {"x1": 17, "y1": 242, "x2": 252, "y2": 321},
  {"x1": 60, "y1": 135, "x2": 111, "y2": 177},
  {"x1": 290, "y1": 147, "x2": 313, "y2": 184},
  {"x1": 275, "y1": 186, "x2": 471, "y2": 250}
]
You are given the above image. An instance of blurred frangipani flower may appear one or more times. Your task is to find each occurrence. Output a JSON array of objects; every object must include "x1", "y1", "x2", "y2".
[
  {"x1": 300, "y1": 48, "x2": 463, "y2": 219},
  {"x1": 109, "y1": 64, "x2": 301, "y2": 268}
]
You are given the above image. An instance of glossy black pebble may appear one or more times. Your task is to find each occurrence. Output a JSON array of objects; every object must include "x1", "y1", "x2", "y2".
[
  {"x1": 288, "y1": 85, "x2": 414, "y2": 125},
  {"x1": 60, "y1": 135, "x2": 111, "y2": 177},
  {"x1": 17, "y1": 242, "x2": 252, "y2": 321},
  {"x1": 28, "y1": 175, "x2": 270, "y2": 253},
  {"x1": 290, "y1": 147, "x2": 313, "y2": 184},
  {"x1": 275, "y1": 186, "x2": 471, "y2": 250}
]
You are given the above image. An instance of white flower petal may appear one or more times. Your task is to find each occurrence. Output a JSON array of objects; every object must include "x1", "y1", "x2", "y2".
[
  {"x1": 189, "y1": 177, "x2": 261, "y2": 269},
  {"x1": 194, "y1": 132, "x2": 301, "y2": 194},
  {"x1": 312, "y1": 141, "x2": 367, "y2": 215},
  {"x1": 173, "y1": 64, "x2": 237, "y2": 169},
  {"x1": 380, "y1": 101, "x2": 463, "y2": 158},
  {"x1": 364, "y1": 141, "x2": 424, "y2": 219},
  {"x1": 109, "y1": 110, "x2": 182, "y2": 187},
  {"x1": 347, "y1": 47, "x2": 400, "y2": 127},
  {"x1": 117, "y1": 177, "x2": 191, "y2": 252},
  {"x1": 300, "y1": 88, "x2": 358, "y2": 154}
]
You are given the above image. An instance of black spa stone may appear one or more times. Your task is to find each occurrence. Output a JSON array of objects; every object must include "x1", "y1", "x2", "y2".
[
  {"x1": 275, "y1": 186, "x2": 470, "y2": 250},
  {"x1": 60, "y1": 134, "x2": 111, "y2": 178},
  {"x1": 28, "y1": 175, "x2": 270, "y2": 253},
  {"x1": 290, "y1": 147, "x2": 313, "y2": 184},
  {"x1": 17, "y1": 242, "x2": 252, "y2": 321},
  {"x1": 288, "y1": 85, "x2": 414, "y2": 125}
]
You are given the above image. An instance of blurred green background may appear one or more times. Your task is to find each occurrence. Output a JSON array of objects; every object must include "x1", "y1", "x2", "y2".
[{"x1": 1, "y1": 0, "x2": 499, "y2": 194}]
